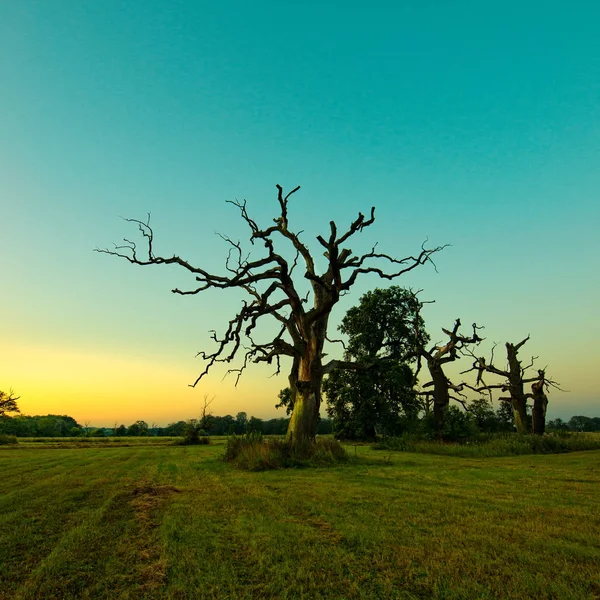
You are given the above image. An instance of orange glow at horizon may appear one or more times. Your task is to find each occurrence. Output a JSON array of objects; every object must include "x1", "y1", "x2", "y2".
[{"x1": 0, "y1": 342, "x2": 284, "y2": 426}]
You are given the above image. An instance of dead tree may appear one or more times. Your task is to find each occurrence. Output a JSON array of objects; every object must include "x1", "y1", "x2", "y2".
[
  {"x1": 199, "y1": 394, "x2": 216, "y2": 431},
  {"x1": 531, "y1": 370, "x2": 549, "y2": 435},
  {"x1": 0, "y1": 390, "x2": 20, "y2": 418},
  {"x1": 97, "y1": 185, "x2": 444, "y2": 448},
  {"x1": 410, "y1": 296, "x2": 483, "y2": 432},
  {"x1": 462, "y1": 337, "x2": 562, "y2": 435}
]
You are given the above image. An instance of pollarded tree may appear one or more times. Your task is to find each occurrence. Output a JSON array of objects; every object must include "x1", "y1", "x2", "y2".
[
  {"x1": 407, "y1": 293, "x2": 484, "y2": 432},
  {"x1": 98, "y1": 185, "x2": 444, "y2": 448},
  {"x1": 0, "y1": 390, "x2": 20, "y2": 418},
  {"x1": 462, "y1": 337, "x2": 533, "y2": 433},
  {"x1": 415, "y1": 318, "x2": 484, "y2": 433},
  {"x1": 462, "y1": 337, "x2": 562, "y2": 434},
  {"x1": 530, "y1": 369, "x2": 549, "y2": 435},
  {"x1": 324, "y1": 287, "x2": 427, "y2": 440}
]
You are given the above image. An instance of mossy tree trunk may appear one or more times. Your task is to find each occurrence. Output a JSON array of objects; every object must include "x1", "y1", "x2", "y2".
[
  {"x1": 509, "y1": 397, "x2": 529, "y2": 435},
  {"x1": 286, "y1": 303, "x2": 333, "y2": 449},
  {"x1": 286, "y1": 342, "x2": 324, "y2": 448}
]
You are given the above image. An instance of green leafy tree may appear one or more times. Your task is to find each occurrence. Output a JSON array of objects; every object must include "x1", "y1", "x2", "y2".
[
  {"x1": 36, "y1": 416, "x2": 70, "y2": 437},
  {"x1": 325, "y1": 287, "x2": 427, "y2": 440},
  {"x1": 0, "y1": 415, "x2": 35, "y2": 436},
  {"x1": 211, "y1": 415, "x2": 236, "y2": 435},
  {"x1": 115, "y1": 424, "x2": 128, "y2": 436},
  {"x1": 182, "y1": 419, "x2": 209, "y2": 444},
  {"x1": 262, "y1": 417, "x2": 289, "y2": 435},
  {"x1": 275, "y1": 387, "x2": 294, "y2": 415},
  {"x1": 546, "y1": 417, "x2": 569, "y2": 431},
  {"x1": 88, "y1": 427, "x2": 106, "y2": 437},
  {"x1": 466, "y1": 398, "x2": 514, "y2": 433},
  {"x1": 127, "y1": 420, "x2": 149, "y2": 436},
  {"x1": 0, "y1": 414, "x2": 81, "y2": 437},
  {"x1": 568, "y1": 415, "x2": 600, "y2": 432},
  {"x1": 235, "y1": 412, "x2": 248, "y2": 434},
  {"x1": 440, "y1": 405, "x2": 478, "y2": 441},
  {"x1": 495, "y1": 400, "x2": 516, "y2": 432},
  {"x1": 248, "y1": 416, "x2": 264, "y2": 433}
]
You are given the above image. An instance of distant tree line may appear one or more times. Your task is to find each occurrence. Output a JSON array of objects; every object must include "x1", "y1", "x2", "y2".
[
  {"x1": 0, "y1": 397, "x2": 597, "y2": 440},
  {"x1": 547, "y1": 416, "x2": 600, "y2": 432},
  {"x1": 0, "y1": 403, "x2": 333, "y2": 438},
  {"x1": 149, "y1": 413, "x2": 332, "y2": 437},
  {"x1": 0, "y1": 414, "x2": 82, "y2": 437}
]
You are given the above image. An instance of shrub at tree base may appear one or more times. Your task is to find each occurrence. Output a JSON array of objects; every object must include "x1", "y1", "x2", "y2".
[
  {"x1": 373, "y1": 432, "x2": 600, "y2": 457},
  {"x1": 224, "y1": 432, "x2": 347, "y2": 471},
  {"x1": 0, "y1": 434, "x2": 18, "y2": 445}
]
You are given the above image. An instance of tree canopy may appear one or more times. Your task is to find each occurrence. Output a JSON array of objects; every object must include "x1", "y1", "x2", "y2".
[{"x1": 325, "y1": 287, "x2": 426, "y2": 439}]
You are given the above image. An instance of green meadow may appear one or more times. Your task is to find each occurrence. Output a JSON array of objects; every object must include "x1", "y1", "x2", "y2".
[{"x1": 1, "y1": 441, "x2": 599, "y2": 599}]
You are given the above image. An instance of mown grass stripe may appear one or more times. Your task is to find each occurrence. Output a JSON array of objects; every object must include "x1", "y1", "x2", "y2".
[{"x1": 0, "y1": 442, "x2": 598, "y2": 599}]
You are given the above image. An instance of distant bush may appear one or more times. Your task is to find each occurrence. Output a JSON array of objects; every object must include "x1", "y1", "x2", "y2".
[
  {"x1": 224, "y1": 432, "x2": 347, "y2": 470},
  {"x1": 373, "y1": 432, "x2": 600, "y2": 457},
  {"x1": 177, "y1": 420, "x2": 210, "y2": 445},
  {"x1": 0, "y1": 434, "x2": 18, "y2": 445},
  {"x1": 440, "y1": 406, "x2": 479, "y2": 442},
  {"x1": 176, "y1": 435, "x2": 210, "y2": 446},
  {"x1": 87, "y1": 428, "x2": 106, "y2": 437}
]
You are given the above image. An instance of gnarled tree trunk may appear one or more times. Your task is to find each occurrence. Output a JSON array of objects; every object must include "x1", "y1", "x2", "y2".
[
  {"x1": 415, "y1": 317, "x2": 482, "y2": 435},
  {"x1": 505, "y1": 341, "x2": 530, "y2": 435},
  {"x1": 286, "y1": 307, "x2": 330, "y2": 448},
  {"x1": 466, "y1": 339, "x2": 560, "y2": 435},
  {"x1": 531, "y1": 375, "x2": 548, "y2": 435},
  {"x1": 508, "y1": 397, "x2": 529, "y2": 434},
  {"x1": 286, "y1": 346, "x2": 324, "y2": 448},
  {"x1": 429, "y1": 361, "x2": 450, "y2": 434}
]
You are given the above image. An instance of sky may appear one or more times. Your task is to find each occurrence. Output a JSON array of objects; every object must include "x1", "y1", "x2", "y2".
[{"x1": 1, "y1": 0, "x2": 599, "y2": 426}]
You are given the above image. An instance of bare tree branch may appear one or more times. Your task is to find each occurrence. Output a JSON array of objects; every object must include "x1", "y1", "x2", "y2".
[
  {"x1": 98, "y1": 185, "x2": 445, "y2": 445},
  {"x1": 0, "y1": 389, "x2": 20, "y2": 417}
]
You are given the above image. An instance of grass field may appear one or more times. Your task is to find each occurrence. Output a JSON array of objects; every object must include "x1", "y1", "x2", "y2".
[
  {"x1": 1, "y1": 441, "x2": 599, "y2": 599},
  {"x1": 11, "y1": 436, "x2": 185, "y2": 448}
]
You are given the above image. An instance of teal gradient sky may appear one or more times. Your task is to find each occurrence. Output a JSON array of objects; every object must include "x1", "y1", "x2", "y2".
[{"x1": 1, "y1": 1, "x2": 599, "y2": 425}]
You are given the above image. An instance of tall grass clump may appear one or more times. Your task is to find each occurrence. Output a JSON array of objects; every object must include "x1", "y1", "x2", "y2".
[
  {"x1": 0, "y1": 434, "x2": 18, "y2": 445},
  {"x1": 224, "y1": 432, "x2": 347, "y2": 470},
  {"x1": 373, "y1": 432, "x2": 600, "y2": 457}
]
